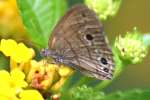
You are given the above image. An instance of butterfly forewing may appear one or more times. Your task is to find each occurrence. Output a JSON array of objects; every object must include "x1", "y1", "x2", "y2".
[{"x1": 48, "y1": 4, "x2": 115, "y2": 80}]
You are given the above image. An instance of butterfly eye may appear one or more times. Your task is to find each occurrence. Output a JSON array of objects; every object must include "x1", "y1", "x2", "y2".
[
  {"x1": 100, "y1": 57, "x2": 108, "y2": 65},
  {"x1": 85, "y1": 34, "x2": 93, "y2": 41},
  {"x1": 40, "y1": 49, "x2": 46, "y2": 56}
]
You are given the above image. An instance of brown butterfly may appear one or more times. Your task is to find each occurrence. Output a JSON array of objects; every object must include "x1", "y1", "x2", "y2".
[{"x1": 41, "y1": 4, "x2": 115, "y2": 80}]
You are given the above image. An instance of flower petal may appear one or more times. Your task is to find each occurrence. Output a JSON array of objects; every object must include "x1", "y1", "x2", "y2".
[
  {"x1": 19, "y1": 90, "x2": 44, "y2": 100},
  {"x1": 11, "y1": 43, "x2": 35, "y2": 63},
  {"x1": 0, "y1": 39, "x2": 17, "y2": 57},
  {"x1": 10, "y1": 68, "x2": 28, "y2": 88}
]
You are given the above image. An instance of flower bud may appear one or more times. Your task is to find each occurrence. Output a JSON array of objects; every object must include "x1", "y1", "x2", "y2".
[
  {"x1": 85, "y1": 0, "x2": 122, "y2": 20},
  {"x1": 115, "y1": 28, "x2": 148, "y2": 64}
]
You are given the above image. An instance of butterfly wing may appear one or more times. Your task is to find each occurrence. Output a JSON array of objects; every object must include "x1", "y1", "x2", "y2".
[{"x1": 48, "y1": 4, "x2": 115, "y2": 80}]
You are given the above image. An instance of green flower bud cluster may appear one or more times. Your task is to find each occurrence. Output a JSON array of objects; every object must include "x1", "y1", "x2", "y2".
[
  {"x1": 85, "y1": 0, "x2": 122, "y2": 20},
  {"x1": 71, "y1": 85, "x2": 104, "y2": 100},
  {"x1": 114, "y1": 28, "x2": 148, "y2": 64}
]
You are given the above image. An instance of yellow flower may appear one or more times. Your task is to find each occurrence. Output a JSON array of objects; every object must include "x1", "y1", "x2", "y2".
[
  {"x1": 10, "y1": 68, "x2": 28, "y2": 88},
  {"x1": 11, "y1": 43, "x2": 35, "y2": 63},
  {"x1": 27, "y1": 60, "x2": 74, "y2": 92},
  {"x1": 0, "y1": 38, "x2": 75, "y2": 97},
  {"x1": 0, "y1": 39, "x2": 17, "y2": 56},
  {"x1": 0, "y1": 68, "x2": 27, "y2": 100},
  {"x1": 19, "y1": 90, "x2": 44, "y2": 100},
  {"x1": 58, "y1": 65, "x2": 74, "y2": 77},
  {"x1": 0, "y1": 68, "x2": 44, "y2": 100},
  {"x1": 51, "y1": 65, "x2": 74, "y2": 92},
  {"x1": 27, "y1": 60, "x2": 59, "y2": 90},
  {"x1": 26, "y1": 60, "x2": 45, "y2": 83},
  {"x1": 41, "y1": 63, "x2": 59, "y2": 90},
  {"x1": 0, "y1": 39, "x2": 35, "y2": 63}
]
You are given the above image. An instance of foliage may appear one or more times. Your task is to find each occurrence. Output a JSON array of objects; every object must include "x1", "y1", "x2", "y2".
[
  {"x1": 17, "y1": 0, "x2": 67, "y2": 48},
  {"x1": 62, "y1": 85, "x2": 150, "y2": 100}
]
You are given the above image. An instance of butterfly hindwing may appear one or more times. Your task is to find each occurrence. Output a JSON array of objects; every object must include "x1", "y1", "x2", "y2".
[{"x1": 48, "y1": 4, "x2": 115, "y2": 80}]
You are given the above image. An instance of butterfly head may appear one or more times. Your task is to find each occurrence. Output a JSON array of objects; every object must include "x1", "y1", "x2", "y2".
[
  {"x1": 40, "y1": 48, "x2": 51, "y2": 57},
  {"x1": 40, "y1": 49, "x2": 66, "y2": 63}
]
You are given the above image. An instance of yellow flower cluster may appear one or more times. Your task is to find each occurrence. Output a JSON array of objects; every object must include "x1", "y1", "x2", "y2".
[
  {"x1": 0, "y1": 39, "x2": 35, "y2": 63},
  {"x1": 27, "y1": 60, "x2": 74, "y2": 92},
  {"x1": 0, "y1": 39, "x2": 74, "y2": 99},
  {"x1": 0, "y1": 68, "x2": 43, "y2": 100}
]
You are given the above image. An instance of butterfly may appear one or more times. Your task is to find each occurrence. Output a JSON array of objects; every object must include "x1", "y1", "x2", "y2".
[{"x1": 41, "y1": 4, "x2": 115, "y2": 80}]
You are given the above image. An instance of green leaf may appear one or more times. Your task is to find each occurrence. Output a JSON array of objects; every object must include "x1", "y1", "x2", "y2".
[
  {"x1": 17, "y1": 0, "x2": 67, "y2": 48},
  {"x1": 61, "y1": 72, "x2": 96, "y2": 93},
  {"x1": 61, "y1": 72, "x2": 85, "y2": 92},
  {"x1": 0, "y1": 53, "x2": 9, "y2": 70}
]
